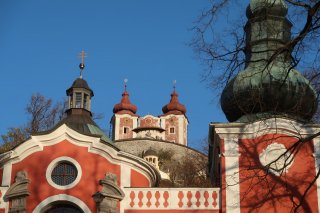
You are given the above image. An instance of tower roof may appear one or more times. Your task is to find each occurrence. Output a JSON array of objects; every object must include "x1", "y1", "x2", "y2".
[
  {"x1": 250, "y1": 0, "x2": 287, "y2": 13},
  {"x1": 113, "y1": 86, "x2": 138, "y2": 116},
  {"x1": 143, "y1": 149, "x2": 158, "y2": 157},
  {"x1": 66, "y1": 78, "x2": 94, "y2": 96},
  {"x1": 162, "y1": 88, "x2": 186, "y2": 115},
  {"x1": 220, "y1": 0, "x2": 318, "y2": 122}
]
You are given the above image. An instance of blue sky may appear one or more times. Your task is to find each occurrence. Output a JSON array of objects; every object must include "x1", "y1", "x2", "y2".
[{"x1": 0, "y1": 0, "x2": 231, "y2": 150}]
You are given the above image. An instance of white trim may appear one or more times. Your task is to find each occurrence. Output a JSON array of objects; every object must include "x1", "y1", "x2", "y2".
[
  {"x1": 121, "y1": 188, "x2": 220, "y2": 210},
  {"x1": 2, "y1": 163, "x2": 12, "y2": 186},
  {"x1": 178, "y1": 117, "x2": 183, "y2": 145},
  {"x1": 46, "y1": 157, "x2": 82, "y2": 190},
  {"x1": 115, "y1": 116, "x2": 120, "y2": 140},
  {"x1": 0, "y1": 124, "x2": 159, "y2": 186},
  {"x1": 120, "y1": 164, "x2": 131, "y2": 188},
  {"x1": 212, "y1": 117, "x2": 320, "y2": 138},
  {"x1": 313, "y1": 137, "x2": 320, "y2": 213},
  {"x1": 120, "y1": 164, "x2": 131, "y2": 213},
  {"x1": 224, "y1": 137, "x2": 241, "y2": 213},
  {"x1": 33, "y1": 194, "x2": 91, "y2": 213}
]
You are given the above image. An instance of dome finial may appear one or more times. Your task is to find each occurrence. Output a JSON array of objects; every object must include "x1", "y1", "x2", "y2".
[
  {"x1": 124, "y1": 78, "x2": 128, "y2": 92},
  {"x1": 78, "y1": 50, "x2": 87, "y2": 79},
  {"x1": 173, "y1": 80, "x2": 177, "y2": 92}
]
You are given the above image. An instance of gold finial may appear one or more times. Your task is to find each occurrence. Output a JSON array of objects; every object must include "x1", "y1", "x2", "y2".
[
  {"x1": 173, "y1": 80, "x2": 177, "y2": 91},
  {"x1": 124, "y1": 78, "x2": 128, "y2": 91},
  {"x1": 78, "y1": 50, "x2": 87, "y2": 79}
]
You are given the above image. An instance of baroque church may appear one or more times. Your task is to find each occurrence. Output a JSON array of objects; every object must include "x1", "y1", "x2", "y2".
[{"x1": 0, "y1": 0, "x2": 320, "y2": 212}]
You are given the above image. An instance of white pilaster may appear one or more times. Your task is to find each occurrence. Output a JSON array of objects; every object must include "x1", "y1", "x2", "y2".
[
  {"x1": 2, "y1": 163, "x2": 12, "y2": 186},
  {"x1": 115, "y1": 116, "x2": 120, "y2": 140},
  {"x1": 224, "y1": 137, "x2": 241, "y2": 213},
  {"x1": 179, "y1": 116, "x2": 184, "y2": 145},
  {"x1": 120, "y1": 164, "x2": 131, "y2": 188}
]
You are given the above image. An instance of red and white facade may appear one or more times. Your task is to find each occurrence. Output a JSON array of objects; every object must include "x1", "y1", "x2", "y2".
[
  {"x1": 209, "y1": 117, "x2": 320, "y2": 212},
  {"x1": 111, "y1": 87, "x2": 188, "y2": 146},
  {"x1": 0, "y1": 123, "x2": 219, "y2": 213}
]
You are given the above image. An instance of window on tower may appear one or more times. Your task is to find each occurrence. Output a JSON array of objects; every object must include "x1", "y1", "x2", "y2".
[
  {"x1": 70, "y1": 95, "x2": 73, "y2": 108},
  {"x1": 124, "y1": 127, "x2": 129, "y2": 134},
  {"x1": 75, "y1": 93, "x2": 82, "y2": 108},
  {"x1": 83, "y1": 94, "x2": 88, "y2": 109},
  {"x1": 170, "y1": 127, "x2": 175, "y2": 134}
]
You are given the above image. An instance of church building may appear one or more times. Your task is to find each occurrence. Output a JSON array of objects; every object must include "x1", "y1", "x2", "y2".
[{"x1": 0, "y1": 0, "x2": 319, "y2": 213}]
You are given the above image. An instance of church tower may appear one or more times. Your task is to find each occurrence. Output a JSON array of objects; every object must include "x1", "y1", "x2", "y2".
[
  {"x1": 209, "y1": 0, "x2": 320, "y2": 212},
  {"x1": 111, "y1": 83, "x2": 188, "y2": 145},
  {"x1": 111, "y1": 81, "x2": 138, "y2": 140},
  {"x1": 160, "y1": 85, "x2": 188, "y2": 145}
]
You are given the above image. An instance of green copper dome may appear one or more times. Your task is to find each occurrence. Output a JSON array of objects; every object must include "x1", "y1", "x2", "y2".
[
  {"x1": 220, "y1": 0, "x2": 318, "y2": 122},
  {"x1": 250, "y1": 0, "x2": 287, "y2": 12}
]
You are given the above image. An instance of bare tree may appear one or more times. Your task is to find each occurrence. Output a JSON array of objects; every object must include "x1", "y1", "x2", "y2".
[
  {"x1": 196, "y1": 1, "x2": 320, "y2": 212},
  {"x1": 1, "y1": 94, "x2": 67, "y2": 151},
  {"x1": 191, "y1": 0, "x2": 320, "y2": 96},
  {"x1": 26, "y1": 93, "x2": 67, "y2": 133}
]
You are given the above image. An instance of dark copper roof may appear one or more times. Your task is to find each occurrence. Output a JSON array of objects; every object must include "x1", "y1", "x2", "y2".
[
  {"x1": 66, "y1": 78, "x2": 94, "y2": 96},
  {"x1": 144, "y1": 149, "x2": 158, "y2": 157},
  {"x1": 35, "y1": 108, "x2": 112, "y2": 143}
]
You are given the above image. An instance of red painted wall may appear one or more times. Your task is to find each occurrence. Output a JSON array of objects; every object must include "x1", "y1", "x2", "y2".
[
  {"x1": 219, "y1": 139, "x2": 227, "y2": 213},
  {"x1": 8, "y1": 139, "x2": 149, "y2": 212},
  {"x1": 238, "y1": 134, "x2": 319, "y2": 212},
  {"x1": 131, "y1": 169, "x2": 150, "y2": 187}
]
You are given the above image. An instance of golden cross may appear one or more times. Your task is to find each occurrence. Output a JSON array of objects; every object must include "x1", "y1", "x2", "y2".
[
  {"x1": 79, "y1": 50, "x2": 87, "y2": 64},
  {"x1": 78, "y1": 50, "x2": 87, "y2": 78}
]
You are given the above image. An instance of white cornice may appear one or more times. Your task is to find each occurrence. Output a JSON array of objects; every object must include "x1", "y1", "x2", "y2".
[
  {"x1": 211, "y1": 118, "x2": 320, "y2": 139},
  {"x1": 1, "y1": 124, "x2": 160, "y2": 186}
]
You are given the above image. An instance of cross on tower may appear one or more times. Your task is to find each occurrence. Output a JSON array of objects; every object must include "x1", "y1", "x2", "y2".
[
  {"x1": 78, "y1": 50, "x2": 87, "y2": 79},
  {"x1": 173, "y1": 80, "x2": 177, "y2": 91},
  {"x1": 124, "y1": 78, "x2": 128, "y2": 91}
]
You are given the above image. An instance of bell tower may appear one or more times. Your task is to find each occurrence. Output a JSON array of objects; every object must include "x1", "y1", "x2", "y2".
[
  {"x1": 66, "y1": 51, "x2": 94, "y2": 117},
  {"x1": 160, "y1": 82, "x2": 188, "y2": 145},
  {"x1": 111, "y1": 80, "x2": 138, "y2": 140}
]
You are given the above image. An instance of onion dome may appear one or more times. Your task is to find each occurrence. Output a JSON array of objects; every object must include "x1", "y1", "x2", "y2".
[
  {"x1": 220, "y1": 0, "x2": 318, "y2": 122},
  {"x1": 162, "y1": 89, "x2": 186, "y2": 115},
  {"x1": 113, "y1": 85, "x2": 137, "y2": 116}
]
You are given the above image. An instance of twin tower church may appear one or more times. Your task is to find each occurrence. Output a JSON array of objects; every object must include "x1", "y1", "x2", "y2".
[{"x1": 1, "y1": 0, "x2": 320, "y2": 212}]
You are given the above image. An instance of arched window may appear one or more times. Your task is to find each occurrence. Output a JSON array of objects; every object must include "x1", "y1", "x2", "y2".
[{"x1": 44, "y1": 203, "x2": 83, "y2": 213}]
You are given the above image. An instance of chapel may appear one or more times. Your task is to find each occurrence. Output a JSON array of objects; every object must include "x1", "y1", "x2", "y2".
[{"x1": 0, "y1": 0, "x2": 319, "y2": 213}]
